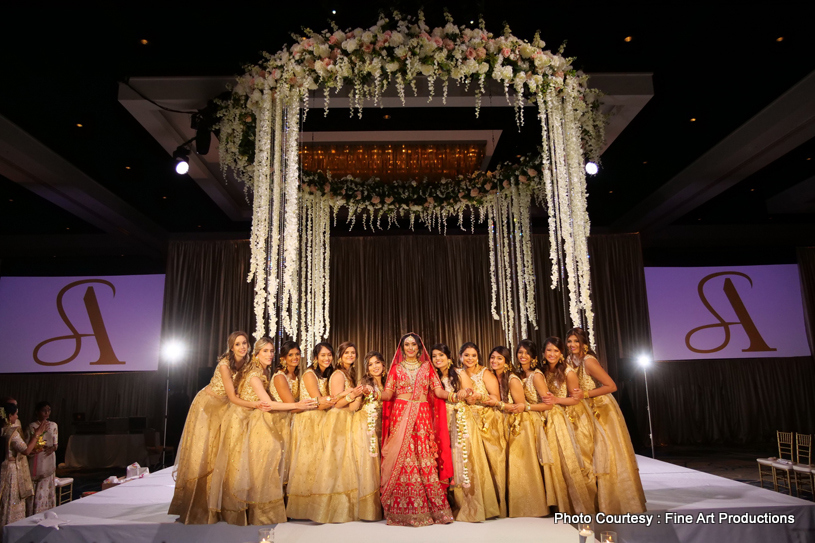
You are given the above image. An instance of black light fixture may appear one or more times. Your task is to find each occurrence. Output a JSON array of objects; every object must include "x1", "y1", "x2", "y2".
[{"x1": 173, "y1": 147, "x2": 190, "y2": 175}]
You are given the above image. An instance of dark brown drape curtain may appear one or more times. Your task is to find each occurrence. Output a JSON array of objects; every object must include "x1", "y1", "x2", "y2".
[{"x1": 797, "y1": 247, "x2": 815, "y2": 355}]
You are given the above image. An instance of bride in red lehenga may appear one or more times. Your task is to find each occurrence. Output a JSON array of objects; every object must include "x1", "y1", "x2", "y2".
[{"x1": 380, "y1": 333, "x2": 455, "y2": 526}]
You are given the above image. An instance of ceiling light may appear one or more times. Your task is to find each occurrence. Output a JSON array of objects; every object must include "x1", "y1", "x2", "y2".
[
  {"x1": 140, "y1": 39, "x2": 149, "y2": 45},
  {"x1": 690, "y1": 118, "x2": 696, "y2": 122},
  {"x1": 173, "y1": 147, "x2": 190, "y2": 175},
  {"x1": 383, "y1": 114, "x2": 391, "y2": 120},
  {"x1": 585, "y1": 162, "x2": 599, "y2": 175},
  {"x1": 162, "y1": 196, "x2": 167, "y2": 199},
  {"x1": 624, "y1": 36, "x2": 633, "y2": 42},
  {"x1": 66, "y1": 227, "x2": 70, "y2": 230},
  {"x1": 776, "y1": 37, "x2": 784, "y2": 42},
  {"x1": 642, "y1": 161, "x2": 648, "y2": 164},
  {"x1": 162, "y1": 340, "x2": 186, "y2": 363},
  {"x1": 637, "y1": 355, "x2": 652, "y2": 368},
  {"x1": 125, "y1": 166, "x2": 131, "y2": 170},
  {"x1": 470, "y1": 20, "x2": 475, "y2": 24},
  {"x1": 76, "y1": 123, "x2": 83, "y2": 127},
  {"x1": 332, "y1": 9, "x2": 336, "y2": 14},
  {"x1": 609, "y1": 190, "x2": 613, "y2": 194},
  {"x1": 750, "y1": 188, "x2": 755, "y2": 192}
]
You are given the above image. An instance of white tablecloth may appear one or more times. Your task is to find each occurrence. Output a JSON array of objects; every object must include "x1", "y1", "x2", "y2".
[{"x1": 64, "y1": 433, "x2": 157, "y2": 469}]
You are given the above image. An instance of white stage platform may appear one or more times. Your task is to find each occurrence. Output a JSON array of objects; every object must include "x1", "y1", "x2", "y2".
[{"x1": 4, "y1": 456, "x2": 813, "y2": 543}]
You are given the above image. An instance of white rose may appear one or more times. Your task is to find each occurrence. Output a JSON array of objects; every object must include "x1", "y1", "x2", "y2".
[
  {"x1": 444, "y1": 22, "x2": 457, "y2": 35},
  {"x1": 333, "y1": 30, "x2": 345, "y2": 44},
  {"x1": 420, "y1": 64, "x2": 435, "y2": 76},
  {"x1": 389, "y1": 32, "x2": 404, "y2": 47},
  {"x1": 362, "y1": 31, "x2": 374, "y2": 44},
  {"x1": 478, "y1": 62, "x2": 489, "y2": 74},
  {"x1": 451, "y1": 66, "x2": 463, "y2": 79},
  {"x1": 519, "y1": 43, "x2": 534, "y2": 58},
  {"x1": 394, "y1": 45, "x2": 408, "y2": 58},
  {"x1": 386, "y1": 61, "x2": 400, "y2": 72},
  {"x1": 342, "y1": 39, "x2": 358, "y2": 53}
]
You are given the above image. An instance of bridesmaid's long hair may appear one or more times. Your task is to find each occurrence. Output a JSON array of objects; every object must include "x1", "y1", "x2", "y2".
[
  {"x1": 516, "y1": 339, "x2": 540, "y2": 377},
  {"x1": 360, "y1": 351, "x2": 387, "y2": 390},
  {"x1": 432, "y1": 343, "x2": 461, "y2": 392},
  {"x1": 234, "y1": 336, "x2": 272, "y2": 391},
  {"x1": 542, "y1": 336, "x2": 567, "y2": 387},
  {"x1": 488, "y1": 346, "x2": 513, "y2": 402},
  {"x1": 565, "y1": 327, "x2": 597, "y2": 365},
  {"x1": 219, "y1": 330, "x2": 250, "y2": 373},
  {"x1": 334, "y1": 341, "x2": 358, "y2": 386},
  {"x1": 276, "y1": 340, "x2": 301, "y2": 378},
  {"x1": 311, "y1": 342, "x2": 335, "y2": 379}
]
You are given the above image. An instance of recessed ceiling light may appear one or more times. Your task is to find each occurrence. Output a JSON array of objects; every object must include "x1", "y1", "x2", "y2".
[
  {"x1": 125, "y1": 166, "x2": 131, "y2": 170},
  {"x1": 162, "y1": 196, "x2": 167, "y2": 199},
  {"x1": 140, "y1": 39, "x2": 149, "y2": 45},
  {"x1": 383, "y1": 114, "x2": 391, "y2": 120},
  {"x1": 698, "y1": 218, "x2": 702, "y2": 221},
  {"x1": 121, "y1": 254, "x2": 125, "y2": 257},
  {"x1": 66, "y1": 227, "x2": 70, "y2": 230},
  {"x1": 624, "y1": 36, "x2": 633, "y2": 42},
  {"x1": 76, "y1": 123, "x2": 83, "y2": 127},
  {"x1": 776, "y1": 37, "x2": 784, "y2": 42},
  {"x1": 8, "y1": 199, "x2": 12, "y2": 202},
  {"x1": 642, "y1": 161, "x2": 648, "y2": 164},
  {"x1": 690, "y1": 118, "x2": 697, "y2": 122},
  {"x1": 608, "y1": 190, "x2": 613, "y2": 194},
  {"x1": 332, "y1": 9, "x2": 336, "y2": 14},
  {"x1": 750, "y1": 188, "x2": 755, "y2": 192},
  {"x1": 470, "y1": 20, "x2": 475, "y2": 24},
  {"x1": 197, "y1": 225, "x2": 202, "y2": 228},
  {"x1": 807, "y1": 157, "x2": 812, "y2": 161}
]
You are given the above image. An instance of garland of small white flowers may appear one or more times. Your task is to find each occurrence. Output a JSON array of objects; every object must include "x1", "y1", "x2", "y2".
[
  {"x1": 222, "y1": 10, "x2": 603, "y2": 347},
  {"x1": 454, "y1": 400, "x2": 471, "y2": 488},
  {"x1": 364, "y1": 392, "x2": 379, "y2": 457}
]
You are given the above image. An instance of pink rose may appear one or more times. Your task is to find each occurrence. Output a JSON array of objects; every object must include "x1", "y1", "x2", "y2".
[
  {"x1": 384, "y1": 196, "x2": 394, "y2": 204},
  {"x1": 363, "y1": 43, "x2": 373, "y2": 53},
  {"x1": 466, "y1": 47, "x2": 476, "y2": 59},
  {"x1": 470, "y1": 188, "x2": 479, "y2": 197},
  {"x1": 433, "y1": 36, "x2": 443, "y2": 48},
  {"x1": 489, "y1": 189, "x2": 498, "y2": 195},
  {"x1": 476, "y1": 47, "x2": 486, "y2": 59},
  {"x1": 427, "y1": 196, "x2": 435, "y2": 204},
  {"x1": 458, "y1": 191, "x2": 465, "y2": 198},
  {"x1": 323, "y1": 58, "x2": 333, "y2": 67},
  {"x1": 502, "y1": 47, "x2": 511, "y2": 57},
  {"x1": 372, "y1": 195, "x2": 381, "y2": 204},
  {"x1": 309, "y1": 185, "x2": 318, "y2": 193},
  {"x1": 502, "y1": 180, "x2": 510, "y2": 188},
  {"x1": 484, "y1": 182, "x2": 492, "y2": 190},
  {"x1": 324, "y1": 183, "x2": 331, "y2": 192},
  {"x1": 462, "y1": 34, "x2": 470, "y2": 43},
  {"x1": 527, "y1": 168, "x2": 538, "y2": 176},
  {"x1": 555, "y1": 71, "x2": 564, "y2": 78},
  {"x1": 444, "y1": 39, "x2": 455, "y2": 51},
  {"x1": 346, "y1": 32, "x2": 355, "y2": 39},
  {"x1": 420, "y1": 32, "x2": 431, "y2": 41},
  {"x1": 518, "y1": 175, "x2": 528, "y2": 183},
  {"x1": 329, "y1": 35, "x2": 338, "y2": 45},
  {"x1": 355, "y1": 191, "x2": 362, "y2": 200}
]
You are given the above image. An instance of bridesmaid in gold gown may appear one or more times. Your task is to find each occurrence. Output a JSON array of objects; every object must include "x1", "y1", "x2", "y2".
[
  {"x1": 541, "y1": 336, "x2": 597, "y2": 514},
  {"x1": 209, "y1": 337, "x2": 316, "y2": 525},
  {"x1": 490, "y1": 345, "x2": 552, "y2": 518},
  {"x1": 304, "y1": 341, "x2": 365, "y2": 523},
  {"x1": 431, "y1": 343, "x2": 500, "y2": 522},
  {"x1": 566, "y1": 327, "x2": 646, "y2": 514},
  {"x1": 286, "y1": 342, "x2": 339, "y2": 520},
  {"x1": 461, "y1": 342, "x2": 507, "y2": 518},
  {"x1": 170, "y1": 331, "x2": 265, "y2": 524},
  {"x1": 269, "y1": 340, "x2": 306, "y2": 490},
  {"x1": 352, "y1": 351, "x2": 386, "y2": 520}
]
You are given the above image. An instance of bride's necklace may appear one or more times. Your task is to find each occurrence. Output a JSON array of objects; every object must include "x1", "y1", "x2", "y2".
[{"x1": 401, "y1": 358, "x2": 421, "y2": 382}]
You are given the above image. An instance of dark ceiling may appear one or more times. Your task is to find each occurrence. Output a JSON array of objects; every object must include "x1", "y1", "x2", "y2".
[{"x1": 1, "y1": 1, "x2": 814, "y2": 275}]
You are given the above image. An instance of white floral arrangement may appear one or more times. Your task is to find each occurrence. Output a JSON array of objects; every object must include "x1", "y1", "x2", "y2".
[{"x1": 220, "y1": 10, "x2": 604, "y2": 349}]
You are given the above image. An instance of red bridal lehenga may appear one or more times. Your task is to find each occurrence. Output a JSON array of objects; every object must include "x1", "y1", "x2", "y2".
[{"x1": 380, "y1": 335, "x2": 454, "y2": 526}]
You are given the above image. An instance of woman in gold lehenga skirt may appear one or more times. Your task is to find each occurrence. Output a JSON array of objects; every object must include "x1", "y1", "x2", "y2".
[
  {"x1": 170, "y1": 331, "x2": 261, "y2": 524},
  {"x1": 431, "y1": 343, "x2": 500, "y2": 522},
  {"x1": 566, "y1": 327, "x2": 646, "y2": 514},
  {"x1": 352, "y1": 351, "x2": 386, "y2": 521},
  {"x1": 541, "y1": 336, "x2": 597, "y2": 515},
  {"x1": 303, "y1": 341, "x2": 365, "y2": 523},
  {"x1": 286, "y1": 342, "x2": 341, "y2": 520},
  {"x1": 460, "y1": 342, "x2": 507, "y2": 518},
  {"x1": 269, "y1": 340, "x2": 306, "y2": 490},
  {"x1": 490, "y1": 344, "x2": 553, "y2": 518},
  {"x1": 208, "y1": 337, "x2": 316, "y2": 525}
]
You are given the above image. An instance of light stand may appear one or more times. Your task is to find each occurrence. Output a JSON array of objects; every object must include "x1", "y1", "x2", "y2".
[
  {"x1": 161, "y1": 340, "x2": 185, "y2": 469},
  {"x1": 637, "y1": 355, "x2": 656, "y2": 459}
]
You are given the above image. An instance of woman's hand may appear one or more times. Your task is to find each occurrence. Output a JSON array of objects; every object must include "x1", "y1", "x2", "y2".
[
  {"x1": 506, "y1": 404, "x2": 525, "y2": 414},
  {"x1": 483, "y1": 396, "x2": 499, "y2": 408},
  {"x1": 297, "y1": 399, "x2": 319, "y2": 410},
  {"x1": 34, "y1": 421, "x2": 49, "y2": 436},
  {"x1": 542, "y1": 392, "x2": 556, "y2": 405},
  {"x1": 571, "y1": 388, "x2": 585, "y2": 400}
]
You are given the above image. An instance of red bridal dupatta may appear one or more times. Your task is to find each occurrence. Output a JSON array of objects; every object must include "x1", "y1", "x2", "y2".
[{"x1": 379, "y1": 334, "x2": 453, "y2": 526}]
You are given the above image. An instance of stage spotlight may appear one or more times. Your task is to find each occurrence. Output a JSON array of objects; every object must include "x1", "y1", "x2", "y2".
[
  {"x1": 173, "y1": 147, "x2": 190, "y2": 175},
  {"x1": 637, "y1": 354, "x2": 652, "y2": 368},
  {"x1": 585, "y1": 162, "x2": 599, "y2": 175},
  {"x1": 162, "y1": 340, "x2": 186, "y2": 363}
]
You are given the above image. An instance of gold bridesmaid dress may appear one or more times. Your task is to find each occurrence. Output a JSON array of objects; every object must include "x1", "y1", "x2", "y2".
[
  {"x1": 286, "y1": 368, "x2": 330, "y2": 520},
  {"x1": 545, "y1": 368, "x2": 597, "y2": 514},
  {"x1": 505, "y1": 373, "x2": 551, "y2": 518},
  {"x1": 442, "y1": 372, "x2": 501, "y2": 522},
  {"x1": 169, "y1": 359, "x2": 233, "y2": 524},
  {"x1": 468, "y1": 367, "x2": 507, "y2": 517},
  {"x1": 209, "y1": 364, "x2": 287, "y2": 525},
  {"x1": 351, "y1": 383, "x2": 383, "y2": 520},
  {"x1": 269, "y1": 371, "x2": 299, "y2": 487},
  {"x1": 576, "y1": 359, "x2": 646, "y2": 513}
]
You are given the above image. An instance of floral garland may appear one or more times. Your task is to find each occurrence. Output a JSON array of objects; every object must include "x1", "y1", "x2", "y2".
[{"x1": 221, "y1": 10, "x2": 603, "y2": 348}]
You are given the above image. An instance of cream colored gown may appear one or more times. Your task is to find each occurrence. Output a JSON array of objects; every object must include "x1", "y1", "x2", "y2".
[
  {"x1": 169, "y1": 358, "x2": 234, "y2": 524},
  {"x1": 209, "y1": 364, "x2": 287, "y2": 525},
  {"x1": 467, "y1": 366, "x2": 507, "y2": 517},
  {"x1": 573, "y1": 356, "x2": 646, "y2": 513},
  {"x1": 442, "y1": 370, "x2": 501, "y2": 522},
  {"x1": 269, "y1": 370, "x2": 299, "y2": 487},
  {"x1": 351, "y1": 381, "x2": 383, "y2": 520}
]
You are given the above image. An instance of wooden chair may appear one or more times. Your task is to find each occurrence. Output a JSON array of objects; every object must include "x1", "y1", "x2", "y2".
[
  {"x1": 144, "y1": 428, "x2": 174, "y2": 470},
  {"x1": 770, "y1": 431, "x2": 796, "y2": 495},
  {"x1": 757, "y1": 430, "x2": 790, "y2": 490},
  {"x1": 793, "y1": 434, "x2": 813, "y2": 499},
  {"x1": 55, "y1": 477, "x2": 74, "y2": 505}
]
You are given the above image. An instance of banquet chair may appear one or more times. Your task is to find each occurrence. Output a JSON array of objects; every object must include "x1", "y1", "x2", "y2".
[
  {"x1": 55, "y1": 477, "x2": 74, "y2": 505},
  {"x1": 757, "y1": 430, "x2": 791, "y2": 490},
  {"x1": 793, "y1": 434, "x2": 813, "y2": 499},
  {"x1": 770, "y1": 431, "x2": 795, "y2": 495},
  {"x1": 144, "y1": 428, "x2": 174, "y2": 470}
]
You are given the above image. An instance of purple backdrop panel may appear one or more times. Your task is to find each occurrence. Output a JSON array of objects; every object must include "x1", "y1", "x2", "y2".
[
  {"x1": 0, "y1": 275, "x2": 165, "y2": 373},
  {"x1": 644, "y1": 265, "x2": 810, "y2": 361}
]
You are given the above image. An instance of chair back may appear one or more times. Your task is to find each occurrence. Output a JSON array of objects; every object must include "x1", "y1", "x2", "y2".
[
  {"x1": 796, "y1": 434, "x2": 812, "y2": 465},
  {"x1": 143, "y1": 428, "x2": 158, "y2": 448},
  {"x1": 777, "y1": 431, "x2": 794, "y2": 461}
]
